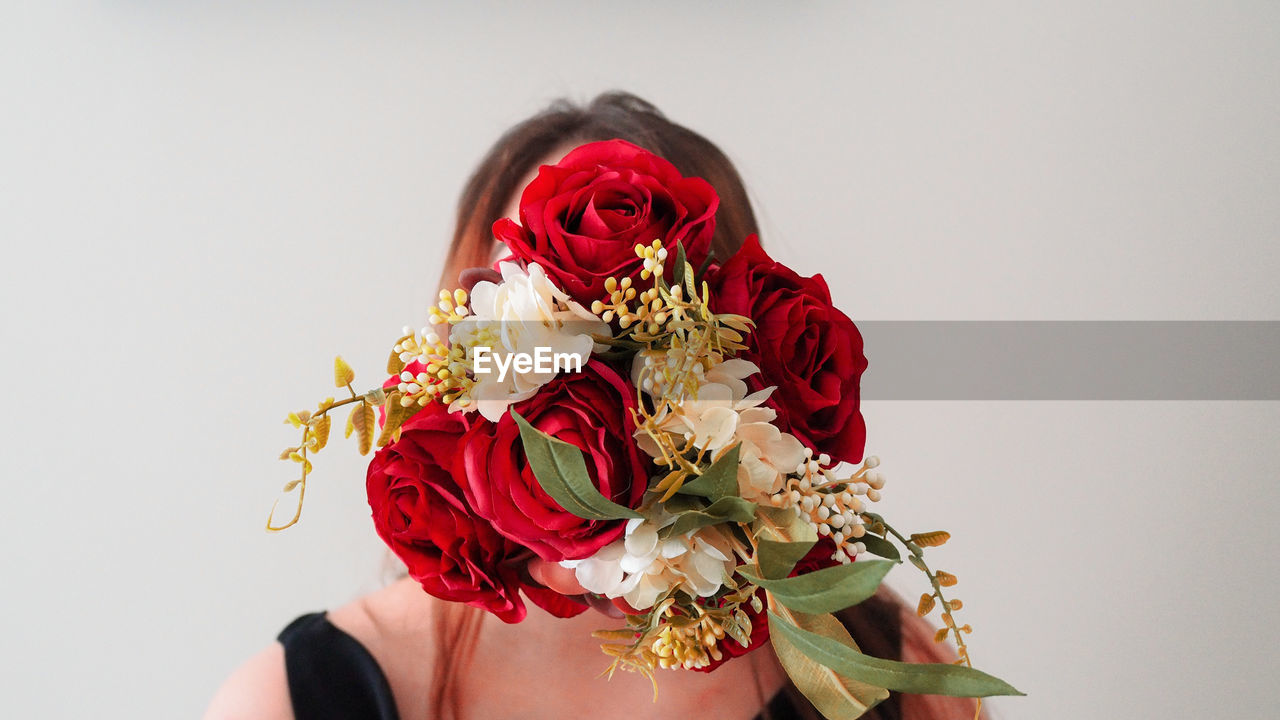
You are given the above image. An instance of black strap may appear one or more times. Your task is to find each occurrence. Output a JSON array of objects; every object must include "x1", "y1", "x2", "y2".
[
  {"x1": 278, "y1": 612, "x2": 401, "y2": 720},
  {"x1": 277, "y1": 610, "x2": 812, "y2": 720},
  {"x1": 761, "y1": 687, "x2": 806, "y2": 720}
]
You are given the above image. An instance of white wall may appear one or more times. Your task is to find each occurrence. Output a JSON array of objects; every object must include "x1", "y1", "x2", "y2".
[{"x1": 2, "y1": 2, "x2": 1276, "y2": 718}]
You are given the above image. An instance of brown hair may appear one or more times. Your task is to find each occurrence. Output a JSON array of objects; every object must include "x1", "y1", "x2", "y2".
[{"x1": 431, "y1": 91, "x2": 986, "y2": 720}]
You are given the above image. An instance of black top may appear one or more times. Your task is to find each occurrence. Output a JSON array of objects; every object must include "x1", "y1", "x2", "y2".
[
  {"x1": 279, "y1": 613, "x2": 399, "y2": 720},
  {"x1": 278, "y1": 612, "x2": 803, "y2": 719}
]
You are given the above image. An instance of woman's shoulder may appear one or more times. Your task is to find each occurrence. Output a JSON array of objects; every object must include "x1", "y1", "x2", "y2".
[
  {"x1": 325, "y1": 577, "x2": 440, "y2": 715},
  {"x1": 202, "y1": 641, "x2": 293, "y2": 720},
  {"x1": 203, "y1": 578, "x2": 438, "y2": 720},
  {"x1": 325, "y1": 576, "x2": 440, "y2": 668}
]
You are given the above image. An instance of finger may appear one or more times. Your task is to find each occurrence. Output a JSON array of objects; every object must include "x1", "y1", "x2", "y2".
[
  {"x1": 526, "y1": 558, "x2": 588, "y2": 596},
  {"x1": 457, "y1": 267, "x2": 502, "y2": 292},
  {"x1": 584, "y1": 594, "x2": 625, "y2": 619},
  {"x1": 609, "y1": 597, "x2": 644, "y2": 616}
]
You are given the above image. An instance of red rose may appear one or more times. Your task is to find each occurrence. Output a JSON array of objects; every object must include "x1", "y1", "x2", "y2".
[
  {"x1": 459, "y1": 360, "x2": 648, "y2": 562},
  {"x1": 494, "y1": 139, "x2": 719, "y2": 304},
  {"x1": 366, "y1": 403, "x2": 585, "y2": 623},
  {"x1": 707, "y1": 235, "x2": 868, "y2": 464}
]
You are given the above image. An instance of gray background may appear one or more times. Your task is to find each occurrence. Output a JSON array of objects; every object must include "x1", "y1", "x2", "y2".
[{"x1": 2, "y1": 1, "x2": 1277, "y2": 718}]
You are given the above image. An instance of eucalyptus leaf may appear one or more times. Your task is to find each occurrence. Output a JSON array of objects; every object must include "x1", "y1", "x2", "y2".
[
  {"x1": 756, "y1": 537, "x2": 818, "y2": 580},
  {"x1": 755, "y1": 505, "x2": 819, "y2": 546},
  {"x1": 660, "y1": 494, "x2": 702, "y2": 514},
  {"x1": 740, "y1": 560, "x2": 894, "y2": 614},
  {"x1": 856, "y1": 533, "x2": 901, "y2": 563},
  {"x1": 669, "y1": 241, "x2": 689, "y2": 288},
  {"x1": 677, "y1": 445, "x2": 740, "y2": 500},
  {"x1": 663, "y1": 496, "x2": 757, "y2": 537},
  {"x1": 768, "y1": 604, "x2": 889, "y2": 719},
  {"x1": 512, "y1": 410, "x2": 642, "y2": 521},
  {"x1": 695, "y1": 251, "x2": 715, "y2": 282},
  {"x1": 768, "y1": 611, "x2": 1025, "y2": 698}
]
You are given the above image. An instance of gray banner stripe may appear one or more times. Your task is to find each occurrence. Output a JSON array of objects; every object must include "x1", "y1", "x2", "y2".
[{"x1": 857, "y1": 321, "x2": 1279, "y2": 400}]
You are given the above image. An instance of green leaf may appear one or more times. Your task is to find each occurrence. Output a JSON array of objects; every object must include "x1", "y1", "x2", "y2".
[
  {"x1": 756, "y1": 505, "x2": 819, "y2": 545},
  {"x1": 660, "y1": 493, "x2": 703, "y2": 514},
  {"x1": 512, "y1": 410, "x2": 642, "y2": 521},
  {"x1": 669, "y1": 241, "x2": 689, "y2": 288},
  {"x1": 768, "y1": 604, "x2": 889, "y2": 719},
  {"x1": 740, "y1": 560, "x2": 894, "y2": 615},
  {"x1": 694, "y1": 251, "x2": 715, "y2": 283},
  {"x1": 768, "y1": 611, "x2": 1025, "y2": 698},
  {"x1": 677, "y1": 445, "x2": 740, "y2": 500},
  {"x1": 856, "y1": 533, "x2": 901, "y2": 562},
  {"x1": 663, "y1": 496, "x2": 757, "y2": 537},
  {"x1": 756, "y1": 538, "x2": 818, "y2": 580},
  {"x1": 752, "y1": 506, "x2": 820, "y2": 579}
]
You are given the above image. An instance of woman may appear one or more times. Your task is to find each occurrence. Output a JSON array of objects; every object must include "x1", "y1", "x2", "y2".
[{"x1": 205, "y1": 92, "x2": 983, "y2": 720}]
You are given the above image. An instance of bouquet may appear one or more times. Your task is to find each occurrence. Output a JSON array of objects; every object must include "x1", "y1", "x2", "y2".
[{"x1": 268, "y1": 140, "x2": 1020, "y2": 717}]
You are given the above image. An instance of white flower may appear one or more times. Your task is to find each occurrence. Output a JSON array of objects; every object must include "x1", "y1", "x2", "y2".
[
  {"x1": 632, "y1": 354, "x2": 807, "y2": 500},
  {"x1": 451, "y1": 262, "x2": 608, "y2": 421},
  {"x1": 561, "y1": 516, "x2": 736, "y2": 611}
]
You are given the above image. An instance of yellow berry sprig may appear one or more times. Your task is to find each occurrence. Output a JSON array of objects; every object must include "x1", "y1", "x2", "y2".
[
  {"x1": 862, "y1": 513, "x2": 976, "y2": 672},
  {"x1": 591, "y1": 275, "x2": 640, "y2": 324},
  {"x1": 594, "y1": 582, "x2": 757, "y2": 685},
  {"x1": 765, "y1": 454, "x2": 885, "y2": 563},
  {"x1": 589, "y1": 240, "x2": 679, "y2": 338},
  {"x1": 428, "y1": 288, "x2": 470, "y2": 325},
  {"x1": 391, "y1": 328, "x2": 474, "y2": 408},
  {"x1": 590, "y1": 241, "x2": 751, "y2": 351},
  {"x1": 637, "y1": 238, "x2": 668, "y2": 280},
  {"x1": 267, "y1": 356, "x2": 385, "y2": 531}
]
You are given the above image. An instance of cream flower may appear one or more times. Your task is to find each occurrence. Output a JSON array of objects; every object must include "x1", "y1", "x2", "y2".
[
  {"x1": 560, "y1": 516, "x2": 736, "y2": 611},
  {"x1": 451, "y1": 261, "x2": 608, "y2": 421},
  {"x1": 632, "y1": 354, "x2": 807, "y2": 500}
]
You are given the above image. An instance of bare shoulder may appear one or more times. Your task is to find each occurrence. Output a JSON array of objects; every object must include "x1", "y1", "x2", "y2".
[
  {"x1": 202, "y1": 579, "x2": 435, "y2": 720},
  {"x1": 326, "y1": 575, "x2": 439, "y2": 660},
  {"x1": 325, "y1": 577, "x2": 440, "y2": 720},
  {"x1": 202, "y1": 641, "x2": 293, "y2": 720}
]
